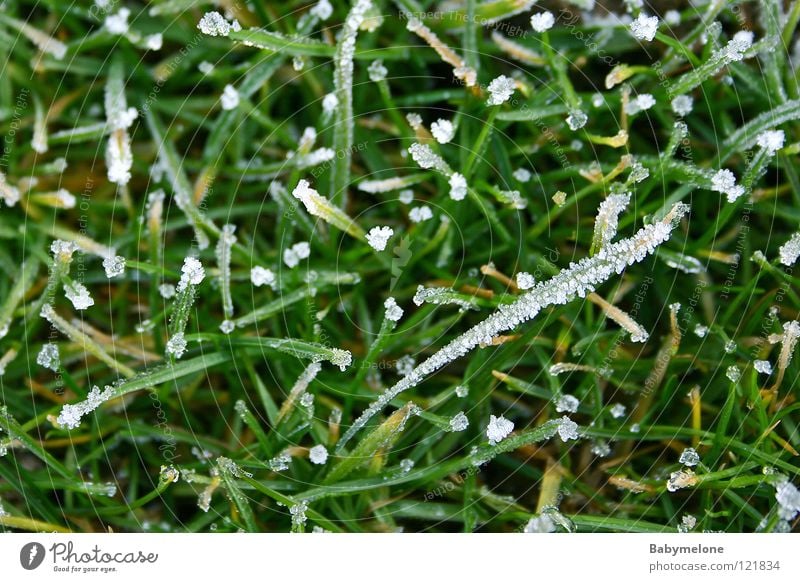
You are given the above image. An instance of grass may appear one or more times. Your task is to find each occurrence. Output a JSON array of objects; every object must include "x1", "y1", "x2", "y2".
[{"x1": 0, "y1": 0, "x2": 799, "y2": 534}]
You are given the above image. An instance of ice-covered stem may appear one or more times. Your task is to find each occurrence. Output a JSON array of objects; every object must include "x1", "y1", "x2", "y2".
[
  {"x1": 215, "y1": 224, "x2": 237, "y2": 321},
  {"x1": 591, "y1": 192, "x2": 631, "y2": 254},
  {"x1": 166, "y1": 258, "x2": 206, "y2": 359},
  {"x1": 405, "y1": 16, "x2": 476, "y2": 87},
  {"x1": 353, "y1": 298, "x2": 404, "y2": 386},
  {"x1": 330, "y1": 0, "x2": 373, "y2": 207},
  {"x1": 277, "y1": 362, "x2": 323, "y2": 422},
  {"x1": 0, "y1": 12, "x2": 66, "y2": 59},
  {"x1": 770, "y1": 321, "x2": 800, "y2": 403},
  {"x1": 292, "y1": 179, "x2": 365, "y2": 239},
  {"x1": 586, "y1": 292, "x2": 648, "y2": 343},
  {"x1": 671, "y1": 34, "x2": 756, "y2": 96},
  {"x1": 105, "y1": 60, "x2": 136, "y2": 187},
  {"x1": 337, "y1": 203, "x2": 690, "y2": 451},
  {"x1": 40, "y1": 304, "x2": 136, "y2": 378}
]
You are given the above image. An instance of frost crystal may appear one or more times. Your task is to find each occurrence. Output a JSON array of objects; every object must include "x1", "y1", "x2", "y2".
[
  {"x1": 609, "y1": 403, "x2": 627, "y2": 418},
  {"x1": 671, "y1": 95, "x2": 693, "y2": 116},
  {"x1": 408, "y1": 143, "x2": 450, "y2": 173},
  {"x1": 220, "y1": 85, "x2": 240, "y2": 110},
  {"x1": 725, "y1": 365, "x2": 741, "y2": 382},
  {"x1": 384, "y1": 297, "x2": 404, "y2": 322},
  {"x1": 400, "y1": 458, "x2": 415, "y2": 472},
  {"x1": 178, "y1": 257, "x2": 205, "y2": 291},
  {"x1": 158, "y1": 284, "x2": 176, "y2": 299},
  {"x1": 625, "y1": 93, "x2": 656, "y2": 115},
  {"x1": 524, "y1": 514, "x2": 556, "y2": 533},
  {"x1": 630, "y1": 14, "x2": 658, "y2": 42},
  {"x1": 398, "y1": 189, "x2": 414, "y2": 204},
  {"x1": 775, "y1": 481, "x2": 800, "y2": 521},
  {"x1": 449, "y1": 172, "x2": 468, "y2": 201},
  {"x1": 710, "y1": 169, "x2": 745, "y2": 203},
  {"x1": 593, "y1": 192, "x2": 630, "y2": 249},
  {"x1": 166, "y1": 332, "x2": 187, "y2": 358},
  {"x1": 431, "y1": 119, "x2": 455, "y2": 144},
  {"x1": 756, "y1": 130, "x2": 785, "y2": 154},
  {"x1": 591, "y1": 441, "x2": 611, "y2": 457},
  {"x1": 693, "y1": 324, "x2": 708, "y2": 337},
  {"x1": 290, "y1": 501, "x2": 308, "y2": 528},
  {"x1": 516, "y1": 272, "x2": 535, "y2": 290},
  {"x1": 409, "y1": 206, "x2": 433, "y2": 223},
  {"x1": 64, "y1": 282, "x2": 94, "y2": 310},
  {"x1": 322, "y1": 93, "x2": 338, "y2": 114},
  {"x1": 557, "y1": 416, "x2": 579, "y2": 442},
  {"x1": 57, "y1": 385, "x2": 114, "y2": 430},
  {"x1": 283, "y1": 242, "x2": 310, "y2": 268},
  {"x1": 486, "y1": 415, "x2": 514, "y2": 445},
  {"x1": 366, "y1": 226, "x2": 394, "y2": 251},
  {"x1": 198, "y1": 61, "x2": 214, "y2": 75},
  {"x1": 779, "y1": 232, "x2": 800, "y2": 266},
  {"x1": 146, "y1": 34, "x2": 163, "y2": 51},
  {"x1": 309, "y1": 444, "x2": 329, "y2": 465},
  {"x1": 486, "y1": 75, "x2": 516, "y2": 106},
  {"x1": 269, "y1": 451, "x2": 292, "y2": 472},
  {"x1": 105, "y1": 8, "x2": 130, "y2": 34},
  {"x1": 251, "y1": 266, "x2": 276, "y2": 288},
  {"x1": 455, "y1": 385, "x2": 469, "y2": 398},
  {"x1": 396, "y1": 355, "x2": 415, "y2": 377},
  {"x1": 310, "y1": 0, "x2": 334, "y2": 20},
  {"x1": 513, "y1": 168, "x2": 531, "y2": 183},
  {"x1": 679, "y1": 447, "x2": 700, "y2": 467},
  {"x1": 556, "y1": 394, "x2": 580, "y2": 413},
  {"x1": 664, "y1": 10, "x2": 681, "y2": 26},
  {"x1": 566, "y1": 109, "x2": 587, "y2": 130},
  {"x1": 450, "y1": 412, "x2": 469, "y2": 432},
  {"x1": 102, "y1": 255, "x2": 125, "y2": 278},
  {"x1": 667, "y1": 469, "x2": 696, "y2": 492},
  {"x1": 198, "y1": 11, "x2": 239, "y2": 37},
  {"x1": 530, "y1": 11, "x2": 555, "y2": 33},
  {"x1": 36, "y1": 343, "x2": 60, "y2": 371},
  {"x1": 220, "y1": 320, "x2": 235, "y2": 334},
  {"x1": 367, "y1": 59, "x2": 387, "y2": 82},
  {"x1": 754, "y1": 359, "x2": 773, "y2": 375}
]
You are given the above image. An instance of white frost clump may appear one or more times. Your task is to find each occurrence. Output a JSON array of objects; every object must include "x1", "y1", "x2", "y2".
[
  {"x1": 408, "y1": 143, "x2": 450, "y2": 173},
  {"x1": 310, "y1": 0, "x2": 334, "y2": 21},
  {"x1": 430, "y1": 119, "x2": 455, "y2": 144},
  {"x1": 105, "y1": 8, "x2": 130, "y2": 34},
  {"x1": 398, "y1": 190, "x2": 414, "y2": 204},
  {"x1": 779, "y1": 233, "x2": 800, "y2": 266},
  {"x1": 556, "y1": 394, "x2": 579, "y2": 413},
  {"x1": 57, "y1": 385, "x2": 114, "y2": 430},
  {"x1": 455, "y1": 385, "x2": 469, "y2": 398},
  {"x1": 449, "y1": 172, "x2": 468, "y2": 201},
  {"x1": 486, "y1": 415, "x2": 514, "y2": 445},
  {"x1": 666, "y1": 468, "x2": 696, "y2": 492},
  {"x1": 679, "y1": 447, "x2": 700, "y2": 467},
  {"x1": 726, "y1": 365, "x2": 741, "y2": 382},
  {"x1": 36, "y1": 343, "x2": 60, "y2": 371},
  {"x1": 513, "y1": 168, "x2": 531, "y2": 182},
  {"x1": 609, "y1": 402, "x2": 627, "y2": 418},
  {"x1": 630, "y1": 14, "x2": 658, "y2": 42},
  {"x1": 158, "y1": 284, "x2": 176, "y2": 299},
  {"x1": 694, "y1": 324, "x2": 708, "y2": 337},
  {"x1": 322, "y1": 93, "x2": 338, "y2": 115},
  {"x1": 395, "y1": 355, "x2": 415, "y2": 377},
  {"x1": 624, "y1": 93, "x2": 656, "y2": 115},
  {"x1": 384, "y1": 297, "x2": 404, "y2": 322},
  {"x1": 530, "y1": 11, "x2": 555, "y2": 33},
  {"x1": 671, "y1": 95, "x2": 693, "y2": 116},
  {"x1": 557, "y1": 416, "x2": 579, "y2": 442},
  {"x1": 220, "y1": 85, "x2": 240, "y2": 110},
  {"x1": 449, "y1": 412, "x2": 469, "y2": 432},
  {"x1": 198, "y1": 61, "x2": 214, "y2": 75},
  {"x1": 166, "y1": 332, "x2": 187, "y2": 358},
  {"x1": 754, "y1": 360, "x2": 773, "y2": 374},
  {"x1": 367, "y1": 59, "x2": 387, "y2": 82},
  {"x1": 64, "y1": 282, "x2": 94, "y2": 310},
  {"x1": 198, "y1": 11, "x2": 240, "y2": 37},
  {"x1": 283, "y1": 242, "x2": 310, "y2": 268},
  {"x1": 219, "y1": 320, "x2": 235, "y2": 334},
  {"x1": 250, "y1": 266, "x2": 276, "y2": 288},
  {"x1": 710, "y1": 169, "x2": 745, "y2": 203},
  {"x1": 309, "y1": 444, "x2": 329, "y2": 465},
  {"x1": 409, "y1": 206, "x2": 433, "y2": 223},
  {"x1": 178, "y1": 257, "x2": 205, "y2": 291},
  {"x1": 145, "y1": 34, "x2": 163, "y2": 51},
  {"x1": 566, "y1": 110, "x2": 587, "y2": 130},
  {"x1": 366, "y1": 226, "x2": 394, "y2": 251},
  {"x1": 524, "y1": 514, "x2": 556, "y2": 533},
  {"x1": 516, "y1": 272, "x2": 535, "y2": 290},
  {"x1": 486, "y1": 75, "x2": 516, "y2": 106},
  {"x1": 102, "y1": 255, "x2": 125, "y2": 278},
  {"x1": 756, "y1": 130, "x2": 785, "y2": 154},
  {"x1": 664, "y1": 10, "x2": 681, "y2": 26},
  {"x1": 775, "y1": 481, "x2": 800, "y2": 521}
]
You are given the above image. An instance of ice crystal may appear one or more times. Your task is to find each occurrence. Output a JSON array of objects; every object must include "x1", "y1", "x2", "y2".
[
  {"x1": 396, "y1": 355, "x2": 415, "y2": 377},
  {"x1": 450, "y1": 412, "x2": 469, "y2": 432},
  {"x1": 671, "y1": 95, "x2": 693, "y2": 116},
  {"x1": 57, "y1": 385, "x2": 114, "y2": 430},
  {"x1": 283, "y1": 242, "x2": 310, "y2": 268},
  {"x1": 756, "y1": 130, "x2": 785, "y2": 154},
  {"x1": 198, "y1": 11, "x2": 240, "y2": 37},
  {"x1": 725, "y1": 365, "x2": 741, "y2": 382},
  {"x1": 694, "y1": 324, "x2": 708, "y2": 337},
  {"x1": 145, "y1": 33, "x2": 163, "y2": 51},
  {"x1": 593, "y1": 192, "x2": 630, "y2": 249},
  {"x1": 398, "y1": 189, "x2": 414, "y2": 204},
  {"x1": 178, "y1": 257, "x2": 205, "y2": 291},
  {"x1": 408, "y1": 143, "x2": 450, "y2": 174},
  {"x1": 679, "y1": 447, "x2": 700, "y2": 467},
  {"x1": 754, "y1": 359, "x2": 773, "y2": 374},
  {"x1": 409, "y1": 206, "x2": 433, "y2": 223},
  {"x1": 322, "y1": 92, "x2": 338, "y2": 114},
  {"x1": 530, "y1": 11, "x2": 555, "y2": 33},
  {"x1": 775, "y1": 481, "x2": 800, "y2": 521},
  {"x1": 158, "y1": 284, "x2": 176, "y2": 299},
  {"x1": 309, "y1": 444, "x2": 329, "y2": 465},
  {"x1": 664, "y1": 10, "x2": 681, "y2": 26},
  {"x1": 486, "y1": 75, "x2": 516, "y2": 106},
  {"x1": 486, "y1": 415, "x2": 514, "y2": 445},
  {"x1": 566, "y1": 109, "x2": 587, "y2": 130},
  {"x1": 710, "y1": 169, "x2": 745, "y2": 203},
  {"x1": 630, "y1": 14, "x2": 658, "y2": 42},
  {"x1": 667, "y1": 468, "x2": 696, "y2": 492},
  {"x1": 250, "y1": 266, "x2": 276, "y2": 288},
  {"x1": 431, "y1": 119, "x2": 455, "y2": 144},
  {"x1": 166, "y1": 332, "x2": 187, "y2": 358},
  {"x1": 449, "y1": 172, "x2": 468, "y2": 201},
  {"x1": 591, "y1": 441, "x2": 612, "y2": 457},
  {"x1": 556, "y1": 394, "x2": 580, "y2": 413},
  {"x1": 64, "y1": 281, "x2": 94, "y2": 310},
  {"x1": 310, "y1": 0, "x2": 334, "y2": 20},
  {"x1": 36, "y1": 343, "x2": 60, "y2": 371},
  {"x1": 290, "y1": 501, "x2": 308, "y2": 528},
  {"x1": 366, "y1": 226, "x2": 394, "y2": 251},
  {"x1": 513, "y1": 168, "x2": 532, "y2": 183},
  {"x1": 455, "y1": 385, "x2": 469, "y2": 398},
  {"x1": 102, "y1": 255, "x2": 125, "y2": 278},
  {"x1": 524, "y1": 514, "x2": 556, "y2": 533},
  {"x1": 198, "y1": 61, "x2": 214, "y2": 75},
  {"x1": 516, "y1": 272, "x2": 535, "y2": 290},
  {"x1": 105, "y1": 8, "x2": 130, "y2": 34},
  {"x1": 384, "y1": 297, "x2": 404, "y2": 322},
  {"x1": 624, "y1": 93, "x2": 656, "y2": 115},
  {"x1": 219, "y1": 320, "x2": 235, "y2": 334},
  {"x1": 399, "y1": 458, "x2": 415, "y2": 473},
  {"x1": 269, "y1": 451, "x2": 292, "y2": 472},
  {"x1": 778, "y1": 232, "x2": 800, "y2": 266},
  {"x1": 557, "y1": 416, "x2": 579, "y2": 442},
  {"x1": 220, "y1": 84, "x2": 240, "y2": 110}
]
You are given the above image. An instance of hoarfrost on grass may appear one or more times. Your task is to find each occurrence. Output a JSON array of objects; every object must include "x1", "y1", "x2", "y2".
[
  {"x1": 308, "y1": 444, "x2": 329, "y2": 465},
  {"x1": 250, "y1": 266, "x2": 276, "y2": 288},
  {"x1": 530, "y1": 12, "x2": 555, "y2": 33},
  {"x1": 166, "y1": 332, "x2": 187, "y2": 358},
  {"x1": 198, "y1": 11, "x2": 240, "y2": 37},
  {"x1": 556, "y1": 394, "x2": 580, "y2": 413},
  {"x1": 366, "y1": 226, "x2": 394, "y2": 251},
  {"x1": 102, "y1": 255, "x2": 126, "y2": 278},
  {"x1": 486, "y1": 75, "x2": 516, "y2": 106},
  {"x1": 754, "y1": 359, "x2": 773, "y2": 375},
  {"x1": 516, "y1": 272, "x2": 535, "y2": 290},
  {"x1": 449, "y1": 412, "x2": 469, "y2": 432},
  {"x1": 448, "y1": 172, "x2": 468, "y2": 201},
  {"x1": 430, "y1": 119, "x2": 455, "y2": 144},
  {"x1": 671, "y1": 95, "x2": 693, "y2": 116},
  {"x1": 679, "y1": 447, "x2": 700, "y2": 467},
  {"x1": 36, "y1": 343, "x2": 60, "y2": 371},
  {"x1": 557, "y1": 416, "x2": 579, "y2": 442},
  {"x1": 486, "y1": 415, "x2": 514, "y2": 445},
  {"x1": 409, "y1": 206, "x2": 433, "y2": 223},
  {"x1": 630, "y1": 14, "x2": 658, "y2": 42},
  {"x1": 384, "y1": 297, "x2": 403, "y2": 322},
  {"x1": 220, "y1": 85, "x2": 240, "y2": 110},
  {"x1": 57, "y1": 385, "x2": 115, "y2": 430}
]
